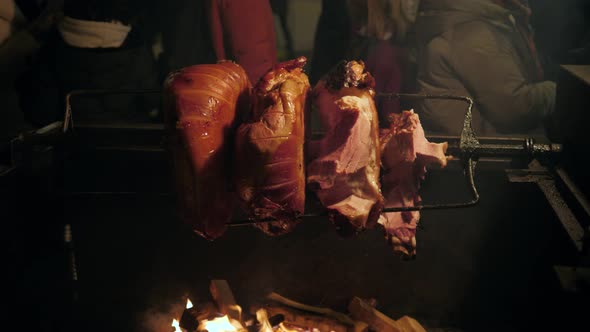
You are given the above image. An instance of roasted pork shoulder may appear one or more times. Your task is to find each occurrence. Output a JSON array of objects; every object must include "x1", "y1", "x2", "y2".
[
  {"x1": 379, "y1": 110, "x2": 448, "y2": 257},
  {"x1": 307, "y1": 61, "x2": 384, "y2": 234},
  {"x1": 164, "y1": 61, "x2": 251, "y2": 240},
  {"x1": 235, "y1": 57, "x2": 310, "y2": 235}
]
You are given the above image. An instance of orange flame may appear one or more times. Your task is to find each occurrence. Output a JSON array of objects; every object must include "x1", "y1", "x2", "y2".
[
  {"x1": 186, "y1": 298, "x2": 193, "y2": 309},
  {"x1": 171, "y1": 319, "x2": 182, "y2": 332},
  {"x1": 199, "y1": 315, "x2": 243, "y2": 332},
  {"x1": 256, "y1": 309, "x2": 273, "y2": 332},
  {"x1": 256, "y1": 308, "x2": 302, "y2": 332}
]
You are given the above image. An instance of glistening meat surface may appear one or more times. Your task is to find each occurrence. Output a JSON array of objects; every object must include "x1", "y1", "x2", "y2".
[
  {"x1": 379, "y1": 110, "x2": 448, "y2": 257},
  {"x1": 164, "y1": 61, "x2": 251, "y2": 240},
  {"x1": 235, "y1": 57, "x2": 309, "y2": 235},
  {"x1": 307, "y1": 61, "x2": 384, "y2": 234}
]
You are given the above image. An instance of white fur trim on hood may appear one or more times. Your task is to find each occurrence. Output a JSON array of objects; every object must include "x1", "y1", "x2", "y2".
[{"x1": 58, "y1": 16, "x2": 131, "y2": 48}]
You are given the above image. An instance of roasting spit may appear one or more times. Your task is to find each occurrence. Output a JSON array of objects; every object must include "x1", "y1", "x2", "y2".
[
  {"x1": 10, "y1": 89, "x2": 564, "y2": 254},
  {"x1": 2, "y1": 89, "x2": 584, "y2": 246},
  {"x1": 57, "y1": 89, "x2": 561, "y2": 216},
  {"x1": 1, "y1": 91, "x2": 547, "y2": 224}
]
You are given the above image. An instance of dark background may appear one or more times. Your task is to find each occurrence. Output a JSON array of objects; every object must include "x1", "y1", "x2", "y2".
[{"x1": 2, "y1": 1, "x2": 589, "y2": 331}]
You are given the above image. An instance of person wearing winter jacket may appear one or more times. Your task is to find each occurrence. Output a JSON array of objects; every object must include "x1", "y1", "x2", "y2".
[
  {"x1": 16, "y1": 0, "x2": 161, "y2": 127},
  {"x1": 414, "y1": 0, "x2": 556, "y2": 136},
  {"x1": 311, "y1": 0, "x2": 420, "y2": 126},
  {"x1": 157, "y1": 0, "x2": 277, "y2": 85}
]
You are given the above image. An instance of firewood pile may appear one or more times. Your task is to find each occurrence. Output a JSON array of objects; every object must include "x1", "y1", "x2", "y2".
[{"x1": 174, "y1": 280, "x2": 426, "y2": 332}]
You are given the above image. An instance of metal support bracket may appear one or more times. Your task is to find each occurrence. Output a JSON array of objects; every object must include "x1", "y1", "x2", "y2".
[{"x1": 507, "y1": 160, "x2": 586, "y2": 252}]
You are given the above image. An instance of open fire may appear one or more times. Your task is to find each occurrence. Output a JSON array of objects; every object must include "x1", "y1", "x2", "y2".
[
  {"x1": 167, "y1": 280, "x2": 426, "y2": 332},
  {"x1": 172, "y1": 319, "x2": 182, "y2": 332},
  {"x1": 200, "y1": 315, "x2": 242, "y2": 332},
  {"x1": 170, "y1": 297, "x2": 298, "y2": 332},
  {"x1": 171, "y1": 297, "x2": 244, "y2": 332}
]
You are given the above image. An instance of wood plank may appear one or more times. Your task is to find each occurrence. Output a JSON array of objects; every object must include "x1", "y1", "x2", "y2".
[
  {"x1": 263, "y1": 305, "x2": 350, "y2": 332},
  {"x1": 267, "y1": 292, "x2": 355, "y2": 326},
  {"x1": 396, "y1": 316, "x2": 426, "y2": 332},
  {"x1": 348, "y1": 297, "x2": 403, "y2": 332},
  {"x1": 210, "y1": 280, "x2": 242, "y2": 321}
]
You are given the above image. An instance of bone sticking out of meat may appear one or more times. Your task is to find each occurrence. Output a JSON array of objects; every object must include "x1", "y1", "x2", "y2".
[
  {"x1": 164, "y1": 61, "x2": 251, "y2": 240},
  {"x1": 379, "y1": 110, "x2": 448, "y2": 257},
  {"x1": 235, "y1": 56, "x2": 310, "y2": 235},
  {"x1": 307, "y1": 60, "x2": 384, "y2": 234}
]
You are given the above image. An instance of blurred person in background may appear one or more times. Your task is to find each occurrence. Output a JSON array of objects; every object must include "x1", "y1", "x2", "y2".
[
  {"x1": 13, "y1": 0, "x2": 277, "y2": 128},
  {"x1": 0, "y1": 0, "x2": 61, "y2": 138},
  {"x1": 1, "y1": 0, "x2": 63, "y2": 70},
  {"x1": 16, "y1": 0, "x2": 160, "y2": 127},
  {"x1": 270, "y1": 0, "x2": 294, "y2": 61},
  {"x1": 414, "y1": 0, "x2": 555, "y2": 136},
  {"x1": 529, "y1": 0, "x2": 590, "y2": 79},
  {"x1": 0, "y1": 0, "x2": 16, "y2": 45},
  {"x1": 347, "y1": 0, "x2": 420, "y2": 125},
  {"x1": 155, "y1": 0, "x2": 277, "y2": 85},
  {"x1": 309, "y1": 0, "x2": 351, "y2": 86},
  {"x1": 311, "y1": 0, "x2": 420, "y2": 126},
  {"x1": 1, "y1": 0, "x2": 62, "y2": 69}
]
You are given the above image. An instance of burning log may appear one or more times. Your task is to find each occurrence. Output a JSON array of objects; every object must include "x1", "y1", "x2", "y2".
[
  {"x1": 267, "y1": 314, "x2": 286, "y2": 327},
  {"x1": 396, "y1": 316, "x2": 426, "y2": 332},
  {"x1": 179, "y1": 301, "x2": 218, "y2": 331},
  {"x1": 261, "y1": 292, "x2": 368, "y2": 332},
  {"x1": 349, "y1": 297, "x2": 402, "y2": 332},
  {"x1": 180, "y1": 306, "x2": 200, "y2": 332},
  {"x1": 348, "y1": 297, "x2": 425, "y2": 332},
  {"x1": 210, "y1": 280, "x2": 242, "y2": 322},
  {"x1": 255, "y1": 309, "x2": 291, "y2": 332},
  {"x1": 244, "y1": 312, "x2": 286, "y2": 332},
  {"x1": 267, "y1": 292, "x2": 355, "y2": 326},
  {"x1": 261, "y1": 305, "x2": 351, "y2": 332}
]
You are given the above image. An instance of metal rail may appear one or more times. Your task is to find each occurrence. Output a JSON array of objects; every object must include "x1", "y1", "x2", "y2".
[{"x1": 63, "y1": 88, "x2": 162, "y2": 133}]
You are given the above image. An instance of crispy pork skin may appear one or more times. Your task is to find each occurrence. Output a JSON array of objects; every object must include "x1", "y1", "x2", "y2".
[
  {"x1": 164, "y1": 61, "x2": 251, "y2": 240},
  {"x1": 379, "y1": 110, "x2": 448, "y2": 256},
  {"x1": 235, "y1": 57, "x2": 309, "y2": 235},
  {"x1": 307, "y1": 61, "x2": 384, "y2": 234}
]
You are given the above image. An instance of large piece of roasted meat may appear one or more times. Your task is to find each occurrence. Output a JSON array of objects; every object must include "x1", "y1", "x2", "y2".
[
  {"x1": 307, "y1": 61, "x2": 384, "y2": 234},
  {"x1": 164, "y1": 61, "x2": 251, "y2": 240},
  {"x1": 379, "y1": 110, "x2": 448, "y2": 257},
  {"x1": 235, "y1": 57, "x2": 310, "y2": 235}
]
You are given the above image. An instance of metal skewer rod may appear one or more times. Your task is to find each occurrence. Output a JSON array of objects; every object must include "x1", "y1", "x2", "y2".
[{"x1": 58, "y1": 90, "x2": 561, "y2": 226}]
